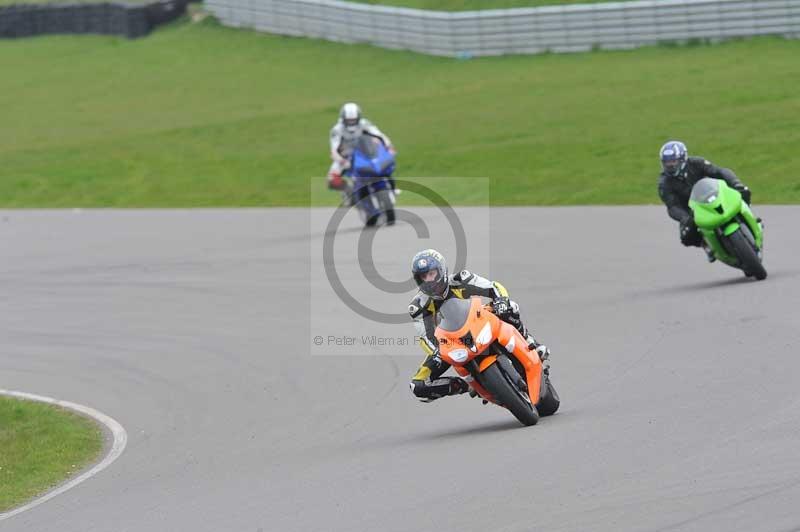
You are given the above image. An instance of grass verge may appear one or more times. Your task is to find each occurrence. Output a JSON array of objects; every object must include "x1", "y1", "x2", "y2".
[
  {"x1": 1, "y1": 19, "x2": 798, "y2": 206},
  {"x1": 0, "y1": 396, "x2": 103, "y2": 512}
]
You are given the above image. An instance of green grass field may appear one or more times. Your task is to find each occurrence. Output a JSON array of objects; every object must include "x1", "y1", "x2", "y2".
[
  {"x1": 0, "y1": 396, "x2": 103, "y2": 512},
  {"x1": 1, "y1": 19, "x2": 798, "y2": 207},
  {"x1": 351, "y1": 0, "x2": 633, "y2": 10}
]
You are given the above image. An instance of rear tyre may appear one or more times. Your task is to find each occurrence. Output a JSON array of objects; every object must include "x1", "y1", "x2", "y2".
[
  {"x1": 726, "y1": 227, "x2": 767, "y2": 280},
  {"x1": 537, "y1": 374, "x2": 560, "y2": 417},
  {"x1": 479, "y1": 362, "x2": 539, "y2": 426}
]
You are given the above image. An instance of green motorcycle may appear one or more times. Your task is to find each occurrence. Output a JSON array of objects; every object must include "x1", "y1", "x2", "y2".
[{"x1": 688, "y1": 177, "x2": 766, "y2": 280}]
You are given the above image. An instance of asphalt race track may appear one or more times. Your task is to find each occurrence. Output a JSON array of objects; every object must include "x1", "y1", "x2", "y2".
[{"x1": 2, "y1": 207, "x2": 800, "y2": 532}]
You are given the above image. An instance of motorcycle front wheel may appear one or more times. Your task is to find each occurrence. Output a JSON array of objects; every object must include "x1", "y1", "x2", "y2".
[{"x1": 479, "y1": 362, "x2": 539, "y2": 426}]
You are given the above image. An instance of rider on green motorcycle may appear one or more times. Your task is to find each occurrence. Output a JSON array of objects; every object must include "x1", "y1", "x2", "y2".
[{"x1": 657, "y1": 141, "x2": 752, "y2": 262}]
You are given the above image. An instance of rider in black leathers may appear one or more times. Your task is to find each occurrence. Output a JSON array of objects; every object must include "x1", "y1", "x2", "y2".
[{"x1": 657, "y1": 141, "x2": 751, "y2": 261}]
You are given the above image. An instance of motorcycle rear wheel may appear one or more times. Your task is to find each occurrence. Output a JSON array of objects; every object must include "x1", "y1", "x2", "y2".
[{"x1": 537, "y1": 373, "x2": 560, "y2": 417}]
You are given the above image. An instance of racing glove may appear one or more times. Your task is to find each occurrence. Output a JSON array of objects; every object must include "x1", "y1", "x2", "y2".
[
  {"x1": 679, "y1": 216, "x2": 696, "y2": 245},
  {"x1": 327, "y1": 173, "x2": 345, "y2": 190},
  {"x1": 491, "y1": 297, "x2": 512, "y2": 319}
]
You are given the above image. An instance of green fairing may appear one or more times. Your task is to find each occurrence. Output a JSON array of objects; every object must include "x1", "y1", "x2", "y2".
[
  {"x1": 699, "y1": 229, "x2": 738, "y2": 266},
  {"x1": 738, "y1": 202, "x2": 764, "y2": 248},
  {"x1": 689, "y1": 179, "x2": 742, "y2": 230},
  {"x1": 688, "y1": 178, "x2": 764, "y2": 269},
  {"x1": 723, "y1": 222, "x2": 741, "y2": 236}
]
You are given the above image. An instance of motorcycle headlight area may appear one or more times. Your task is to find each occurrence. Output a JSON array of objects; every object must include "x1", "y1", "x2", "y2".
[{"x1": 450, "y1": 348, "x2": 469, "y2": 363}]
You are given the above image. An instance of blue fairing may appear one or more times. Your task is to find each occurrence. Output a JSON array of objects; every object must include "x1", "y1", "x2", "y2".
[
  {"x1": 350, "y1": 138, "x2": 395, "y2": 180},
  {"x1": 347, "y1": 136, "x2": 396, "y2": 222}
]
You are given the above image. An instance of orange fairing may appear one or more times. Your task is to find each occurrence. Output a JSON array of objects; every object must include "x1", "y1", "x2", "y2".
[
  {"x1": 434, "y1": 296, "x2": 543, "y2": 405},
  {"x1": 477, "y1": 355, "x2": 497, "y2": 372},
  {"x1": 435, "y1": 297, "x2": 500, "y2": 364},
  {"x1": 496, "y1": 320, "x2": 543, "y2": 402}
]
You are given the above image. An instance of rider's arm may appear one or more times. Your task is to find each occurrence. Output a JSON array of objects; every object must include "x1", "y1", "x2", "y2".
[
  {"x1": 361, "y1": 118, "x2": 392, "y2": 148},
  {"x1": 700, "y1": 159, "x2": 744, "y2": 189},
  {"x1": 409, "y1": 295, "x2": 438, "y2": 355},
  {"x1": 452, "y1": 270, "x2": 509, "y2": 300},
  {"x1": 329, "y1": 124, "x2": 346, "y2": 162},
  {"x1": 658, "y1": 175, "x2": 692, "y2": 222}
]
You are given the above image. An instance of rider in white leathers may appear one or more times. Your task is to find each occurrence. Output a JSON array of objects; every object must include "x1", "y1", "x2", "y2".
[{"x1": 327, "y1": 102, "x2": 395, "y2": 190}]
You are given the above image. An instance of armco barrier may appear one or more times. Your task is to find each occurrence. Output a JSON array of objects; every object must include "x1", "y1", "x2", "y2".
[
  {"x1": 204, "y1": 0, "x2": 800, "y2": 57},
  {"x1": 0, "y1": 0, "x2": 187, "y2": 39}
]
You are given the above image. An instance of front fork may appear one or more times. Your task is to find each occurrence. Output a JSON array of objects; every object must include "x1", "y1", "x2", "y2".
[
  {"x1": 462, "y1": 348, "x2": 542, "y2": 406},
  {"x1": 461, "y1": 359, "x2": 493, "y2": 404}
]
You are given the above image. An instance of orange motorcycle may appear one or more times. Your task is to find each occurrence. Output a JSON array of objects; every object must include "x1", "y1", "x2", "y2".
[{"x1": 435, "y1": 296, "x2": 559, "y2": 426}]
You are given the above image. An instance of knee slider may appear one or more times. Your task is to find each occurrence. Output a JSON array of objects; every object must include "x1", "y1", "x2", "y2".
[{"x1": 410, "y1": 380, "x2": 426, "y2": 398}]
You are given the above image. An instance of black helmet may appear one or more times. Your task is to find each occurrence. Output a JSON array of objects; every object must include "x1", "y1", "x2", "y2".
[{"x1": 411, "y1": 249, "x2": 449, "y2": 300}]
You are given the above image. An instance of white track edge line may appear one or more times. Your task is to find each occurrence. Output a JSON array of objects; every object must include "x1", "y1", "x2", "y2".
[{"x1": 0, "y1": 389, "x2": 128, "y2": 522}]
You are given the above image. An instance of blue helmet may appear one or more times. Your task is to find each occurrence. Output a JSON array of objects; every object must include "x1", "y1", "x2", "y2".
[
  {"x1": 411, "y1": 249, "x2": 449, "y2": 300},
  {"x1": 660, "y1": 141, "x2": 688, "y2": 178}
]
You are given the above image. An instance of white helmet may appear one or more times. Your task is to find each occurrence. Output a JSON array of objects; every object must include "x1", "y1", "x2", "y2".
[{"x1": 340, "y1": 102, "x2": 362, "y2": 134}]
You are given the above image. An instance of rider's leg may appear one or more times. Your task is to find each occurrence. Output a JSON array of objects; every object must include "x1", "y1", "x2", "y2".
[
  {"x1": 681, "y1": 224, "x2": 715, "y2": 262},
  {"x1": 503, "y1": 301, "x2": 550, "y2": 362}
]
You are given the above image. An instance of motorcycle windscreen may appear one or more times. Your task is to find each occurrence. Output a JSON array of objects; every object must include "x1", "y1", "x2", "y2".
[
  {"x1": 690, "y1": 177, "x2": 720, "y2": 204},
  {"x1": 351, "y1": 136, "x2": 393, "y2": 177},
  {"x1": 437, "y1": 298, "x2": 471, "y2": 332},
  {"x1": 355, "y1": 135, "x2": 379, "y2": 159}
]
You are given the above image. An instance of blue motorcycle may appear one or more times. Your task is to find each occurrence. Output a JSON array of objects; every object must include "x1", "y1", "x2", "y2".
[{"x1": 343, "y1": 135, "x2": 396, "y2": 227}]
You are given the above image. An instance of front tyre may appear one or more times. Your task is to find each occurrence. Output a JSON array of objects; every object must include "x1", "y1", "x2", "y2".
[
  {"x1": 375, "y1": 188, "x2": 395, "y2": 226},
  {"x1": 726, "y1": 227, "x2": 767, "y2": 280},
  {"x1": 479, "y1": 362, "x2": 539, "y2": 426}
]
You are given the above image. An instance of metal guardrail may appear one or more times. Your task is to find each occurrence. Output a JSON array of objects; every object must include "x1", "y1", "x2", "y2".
[{"x1": 204, "y1": 0, "x2": 800, "y2": 56}]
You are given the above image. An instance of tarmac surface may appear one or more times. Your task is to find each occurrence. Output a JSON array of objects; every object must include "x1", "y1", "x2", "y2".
[{"x1": 2, "y1": 207, "x2": 799, "y2": 532}]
